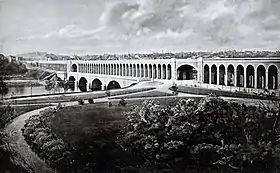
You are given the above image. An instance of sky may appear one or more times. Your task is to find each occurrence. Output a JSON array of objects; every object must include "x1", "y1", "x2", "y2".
[{"x1": 0, "y1": 0, "x2": 280, "y2": 55}]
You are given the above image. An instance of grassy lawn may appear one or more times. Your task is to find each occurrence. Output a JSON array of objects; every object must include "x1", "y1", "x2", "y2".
[
  {"x1": 10, "y1": 87, "x2": 155, "y2": 105},
  {"x1": 177, "y1": 86, "x2": 280, "y2": 100},
  {"x1": 45, "y1": 103, "x2": 139, "y2": 172},
  {"x1": 110, "y1": 90, "x2": 172, "y2": 100}
]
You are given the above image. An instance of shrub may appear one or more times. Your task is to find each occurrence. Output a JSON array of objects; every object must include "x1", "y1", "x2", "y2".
[
  {"x1": 119, "y1": 96, "x2": 280, "y2": 172},
  {"x1": 88, "y1": 98, "x2": 94, "y2": 104},
  {"x1": 118, "y1": 98, "x2": 127, "y2": 107},
  {"x1": 78, "y1": 100, "x2": 84, "y2": 105}
]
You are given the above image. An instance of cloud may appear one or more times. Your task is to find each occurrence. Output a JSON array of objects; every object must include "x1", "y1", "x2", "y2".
[
  {"x1": 99, "y1": 0, "x2": 280, "y2": 51},
  {"x1": 17, "y1": 25, "x2": 105, "y2": 41}
]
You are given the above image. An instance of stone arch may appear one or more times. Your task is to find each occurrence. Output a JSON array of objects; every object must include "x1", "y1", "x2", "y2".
[
  {"x1": 162, "y1": 64, "x2": 166, "y2": 79},
  {"x1": 116, "y1": 64, "x2": 119, "y2": 75},
  {"x1": 91, "y1": 78, "x2": 102, "y2": 91},
  {"x1": 158, "y1": 64, "x2": 162, "y2": 79},
  {"x1": 268, "y1": 64, "x2": 278, "y2": 89},
  {"x1": 145, "y1": 64, "x2": 148, "y2": 78},
  {"x1": 246, "y1": 65, "x2": 255, "y2": 88},
  {"x1": 71, "y1": 64, "x2": 77, "y2": 72},
  {"x1": 204, "y1": 64, "x2": 210, "y2": 84},
  {"x1": 153, "y1": 64, "x2": 157, "y2": 79},
  {"x1": 68, "y1": 76, "x2": 76, "y2": 91},
  {"x1": 133, "y1": 64, "x2": 136, "y2": 77},
  {"x1": 149, "y1": 64, "x2": 152, "y2": 78},
  {"x1": 219, "y1": 64, "x2": 226, "y2": 85},
  {"x1": 211, "y1": 64, "x2": 217, "y2": 84},
  {"x1": 167, "y1": 64, "x2": 172, "y2": 80},
  {"x1": 227, "y1": 64, "x2": 235, "y2": 86},
  {"x1": 137, "y1": 64, "x2": 140, "y2": 77},
  {"x1": 141, "y1": 64, "x2": 144, "y2": 77},
  {"x1": 257, "y1": 65, "x2": 266, "y2": 89},
  {"x1": 119, "y1": 64, "x2": 123, "y2": 76},
  {"x1": 78, "y1": 77, "x2": 88, "y2": 92},
  {"x1": 130, "y1": 64, "x2": 133, "y2": 76},
  {"x1": 236, "y1": 65, "x2": 245, "y2": 87},
  {"x1": 107, "y1": 80, "x2": 121, "y2": 90},
  {"x1": 177, "y1": 64, "x2": 197, "y2": 80}
]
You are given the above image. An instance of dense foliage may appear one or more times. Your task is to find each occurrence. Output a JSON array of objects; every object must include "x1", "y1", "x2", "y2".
[
  {"x1": 0, "y1": 54, "x2": 28, "y2": 76},
  {"x1": 0, "y1": 104, "x2": 13, "y2": 128},
  {"x1": 119, "y1": 96, "x2": 280, "y2": 172},
  {"x1": 22, "y1": 108, "x2": 73, "y2": 171}
]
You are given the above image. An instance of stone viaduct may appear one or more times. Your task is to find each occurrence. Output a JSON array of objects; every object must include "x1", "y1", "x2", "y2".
[{"x1": 25, "y1": 57, "x2": 280, "y2": 93}]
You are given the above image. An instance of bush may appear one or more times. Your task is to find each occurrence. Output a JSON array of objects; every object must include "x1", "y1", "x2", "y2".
[
  {"x1": 78, "y1": 100, "x2": 84, "y2": 105},
  {"x1": 119, "y1": 96, "x2": 280, "y2": 172},
  {"x1": 22, "y1": 108, "x2": 72, "y2": 171},
  {"x1": 118, "y1": 98, "x2": 127, "y2": 107},
  {"x1": 88, "y1": 98, "x2": 94, "y2": 104}
]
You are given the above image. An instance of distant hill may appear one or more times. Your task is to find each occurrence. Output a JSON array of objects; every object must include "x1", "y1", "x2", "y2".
[
  {"x1": 15, "y1": 52, "x2": 71, "y2": 61},
  {"x1": 16, "y1": 52, "x2": 48, "y2": 60},
  {"x1": 14, "y1": 50, "x2": 280, "y2": 61}
]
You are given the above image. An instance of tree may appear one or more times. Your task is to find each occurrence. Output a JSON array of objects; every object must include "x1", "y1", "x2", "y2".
[{"x1": 0, "y1": 54, "x2": 8, "y2": 99}]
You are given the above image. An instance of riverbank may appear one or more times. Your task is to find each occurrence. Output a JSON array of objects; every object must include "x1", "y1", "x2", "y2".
[{"x1": 5, "y1": 79, "x2": 43, "y2": 87}]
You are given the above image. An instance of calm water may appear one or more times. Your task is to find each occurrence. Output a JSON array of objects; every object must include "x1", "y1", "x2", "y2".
[{"x1": 7, "y1": 85, "x2": 80, "y2": 98}]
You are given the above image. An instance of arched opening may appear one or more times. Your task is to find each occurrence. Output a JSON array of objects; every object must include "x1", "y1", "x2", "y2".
[
  {"x1": 78, "y1": 77, "x2": 88, "y2": 92},
  {"x1": 268, "y1": 65, "x2": 278, "y2": 89},
  {"x1": 68, "y1": 76, "x2": 76, "y2": 91},
  {"x1": 71, "y1": 64, "x2": 77, "y2": 72},
  {"x1": 158, "y1": 64, "x2": 162, "y2": 79},
  {"x1": 120, "y1": 64, "x2": 123, "y2": 76},
  {"x1": 227, "y1": 64, "x2": 235, "y2": 86},
  {"x1": 257, "y1": 65, "x2": 266, "y2": 89},
  {"x1": 219, "y1": 65, "x2": 225, "y2": 85},
  {"x1": 107, "y1": 81, "x2": 121, "y2": 90},
  {"x1": 137, "y1": 64, "x2": 140, "y2": 77},
  {"x1": 113, "y1": 64, "x2": 116, "y2": 75},
  {"x1": 167, "y1": 64, "x2": 172, "y2": 80},
  {"x1": 126, "y1": 64, "x2": 129, "y2": 76},
  {"x1": 141, "y1": 64, "x2": 144, "y2": 77},
  {"x1": 117, "y1": 64, "x2": 120, "y2": 75},
  {"x1": 162, "y1": 64, "x2": 166, "y2": 79},
  {"x1": 91, "y1": 79, "x2": 102, "y2": 91},
  {"x1": 153, "y1": 64, "x2": 157, "y2": 79},
  {"x1": 204, "y1": 65, "x2": 210, "y2": 84},
  {"x1": 149, "y1": 64, "x2": 152, "y2": 78},
  {"x1": 145, "y1": 64, "x2": 148, "y2": 78},
  {"x1": 177, "y1": 64, "x2": 197, "y2": 80},
  {"x1": 130, "y1": 64, "x2": 133, "y2": 77},
  {"x1": 133, "y1": 64, "x2": 136, "y2": 77},
  {"x1": 236, "y1": 65, "x2": 244, "y2": 87},
  {"x1": 211, "y1": 65, "x2": 217, "y2": 84},
  {"x1": 246, "y1": 65, "x2": 255, "y2": 88}
]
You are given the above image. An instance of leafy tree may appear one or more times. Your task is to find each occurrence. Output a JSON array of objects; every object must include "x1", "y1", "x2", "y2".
[
  {"x1": 120, "y1": 96, "x2": 280, "y2": 172},
  {"x1": 0, "y1": 54, "x2": 8, "y2": 99}
]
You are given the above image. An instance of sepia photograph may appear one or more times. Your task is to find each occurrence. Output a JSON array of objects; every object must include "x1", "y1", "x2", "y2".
[{"x1": 0, "y1": 0, "x2": 280, "y2": 172}]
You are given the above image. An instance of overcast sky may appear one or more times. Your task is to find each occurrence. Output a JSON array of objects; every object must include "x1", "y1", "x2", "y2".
[{"x1": 1, "y1": 0, "x2": 280, "y2": 55}]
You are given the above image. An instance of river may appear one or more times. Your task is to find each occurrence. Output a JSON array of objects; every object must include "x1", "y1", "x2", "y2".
[{"x1": 6, "y1": 81, "x2": 81, "y2": 98}]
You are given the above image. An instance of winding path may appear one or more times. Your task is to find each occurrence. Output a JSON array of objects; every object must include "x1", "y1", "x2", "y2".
[{"x1": 3, "y1": 107, "x2": 54, "y2": 173}]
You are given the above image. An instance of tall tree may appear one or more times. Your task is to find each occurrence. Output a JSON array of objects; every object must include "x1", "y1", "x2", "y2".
[{"x1": 0, "y1": 54, "x2": 8, "y2": 99}]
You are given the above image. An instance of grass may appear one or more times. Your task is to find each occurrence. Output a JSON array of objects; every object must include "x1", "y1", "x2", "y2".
[
  {"x1": 45, "y1": 103, "x2": 138, "y2": 172},
  {"x1": 177, "y1": 86, "x2": 280, "y2": 100},
  {"x1": 9, "y1": 87, "x2": 156, "y2": 105},
  {"x1": 110, "y1": 90, "x2": 173, "y2": 99}
]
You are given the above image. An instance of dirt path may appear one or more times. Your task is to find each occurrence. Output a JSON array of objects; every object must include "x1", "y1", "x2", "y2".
[{"x1": 3, "y1": 107, "x2": 54, "y2": 173}]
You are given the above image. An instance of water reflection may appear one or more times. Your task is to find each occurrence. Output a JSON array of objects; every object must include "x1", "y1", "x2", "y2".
[{"x1": 7, "y1": 85, "x2": 81, "y2": 98}]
